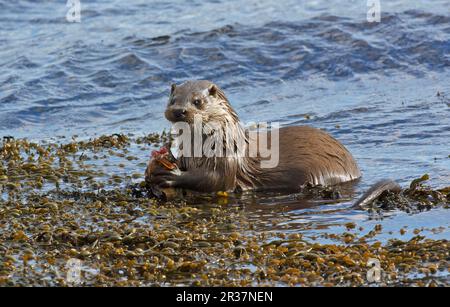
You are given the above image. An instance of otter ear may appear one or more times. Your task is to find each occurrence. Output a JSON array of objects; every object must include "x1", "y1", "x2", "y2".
[
  {"x1": 170, "y1": 83, "x2": 177, "y2": 95},
  {"x1": 208, "y1": 84, "x2": 218, "y2": 97}
]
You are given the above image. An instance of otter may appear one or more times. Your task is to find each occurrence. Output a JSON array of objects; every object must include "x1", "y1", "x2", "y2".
[{"x1": 146, "y1": 80, "x2": 364, "y2": 193}]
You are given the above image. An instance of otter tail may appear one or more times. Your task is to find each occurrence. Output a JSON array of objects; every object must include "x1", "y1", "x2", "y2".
[{"x1": 353, "y1": 179, "x2": 401, "y2": 209}]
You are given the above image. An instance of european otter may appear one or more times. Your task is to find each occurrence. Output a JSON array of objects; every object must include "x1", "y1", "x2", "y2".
[{"x1": 146, "y1": 80, "x2": 362, "y2": 193}]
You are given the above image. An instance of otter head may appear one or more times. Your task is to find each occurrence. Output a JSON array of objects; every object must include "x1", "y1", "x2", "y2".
[{"x1": 165, "y1": 80, "x2": 238, "y2": 125}]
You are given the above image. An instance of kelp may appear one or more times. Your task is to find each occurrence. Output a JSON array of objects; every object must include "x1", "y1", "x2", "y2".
[
  {"x1": 367, "y1": 174, "x2": 449, "y2": 213},
  {"x1": 0, "y1": 134, "x2": 448, "y2": 286}
]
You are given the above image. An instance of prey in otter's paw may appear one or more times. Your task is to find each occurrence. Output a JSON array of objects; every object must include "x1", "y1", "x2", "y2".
[{"x1": 145, "y1": 80, "x2": 362, "y2": 194}]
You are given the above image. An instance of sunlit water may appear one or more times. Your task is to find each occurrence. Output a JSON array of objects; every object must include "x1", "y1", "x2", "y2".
[{"x1": 0, "y1": 0, "x2": 449, "y2": 241}]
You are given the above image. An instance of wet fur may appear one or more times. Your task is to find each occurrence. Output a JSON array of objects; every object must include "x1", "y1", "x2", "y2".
[{"x1": 148, "y1": 80, "x2": 361, "y2": 193}]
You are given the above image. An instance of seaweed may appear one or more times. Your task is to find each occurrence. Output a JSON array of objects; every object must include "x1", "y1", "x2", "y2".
[{"x1": 0, "y1": 134, "x2": 448, "y2": 286}]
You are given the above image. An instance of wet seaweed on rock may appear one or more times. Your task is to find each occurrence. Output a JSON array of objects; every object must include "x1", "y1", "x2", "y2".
[
  {"x1": 0, "y1": 134, "x2": 448, "y2": 286},
  {"x1": 368, "y1": 174, "x2": 449, "y2": 213},
  {"x1": 297, "y1": 183, "x2": 342, "y2": 200}
]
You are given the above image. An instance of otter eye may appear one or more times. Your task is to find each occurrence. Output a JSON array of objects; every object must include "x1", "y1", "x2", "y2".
[{"x1": 192, "y1": 99, "x2": 202, "y2": 107}]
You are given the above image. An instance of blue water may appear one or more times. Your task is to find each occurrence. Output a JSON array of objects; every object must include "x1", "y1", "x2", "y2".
[{"x1": 0, "y1": 1, "x2": 449, "y2": 239}]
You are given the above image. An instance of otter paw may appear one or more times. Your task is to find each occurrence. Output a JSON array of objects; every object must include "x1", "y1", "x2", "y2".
[
  {"x1": 148, "y1": 171, "x2": 179, "y2": 188},
  {"x1": 157, "y1": 179, "x2": 176, "y2": 188}
]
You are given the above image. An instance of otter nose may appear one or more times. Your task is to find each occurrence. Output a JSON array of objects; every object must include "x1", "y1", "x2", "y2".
[{"x1": 172, "y1": 109, "x2": 187, "y2": 120}]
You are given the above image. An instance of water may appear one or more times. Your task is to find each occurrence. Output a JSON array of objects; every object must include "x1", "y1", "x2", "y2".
[{"x1": 0, "y1": 0, "x2": 449, "y2": 240}]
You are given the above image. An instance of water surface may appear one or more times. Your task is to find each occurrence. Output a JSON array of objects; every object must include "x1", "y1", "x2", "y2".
[{"x1": 0, "y1": 0, "x2": 449, "y2": 241}]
